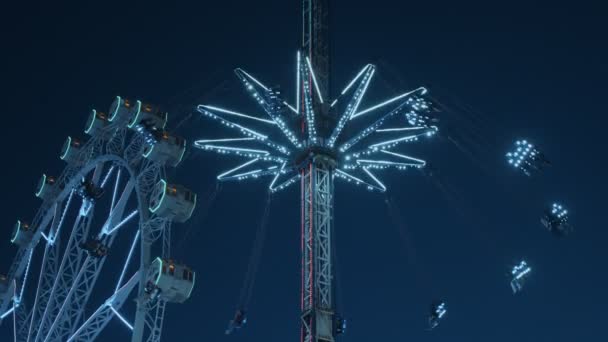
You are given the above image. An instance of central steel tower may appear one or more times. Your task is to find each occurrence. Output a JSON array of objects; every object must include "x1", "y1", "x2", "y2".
[{"x1": 300, "y1": 1, "x2": 336, "y2": 341}]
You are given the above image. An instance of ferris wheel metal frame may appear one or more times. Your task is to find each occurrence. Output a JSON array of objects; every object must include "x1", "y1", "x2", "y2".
[{"x1": 0, "y1": 97, "x2": 196, "y2": 342}]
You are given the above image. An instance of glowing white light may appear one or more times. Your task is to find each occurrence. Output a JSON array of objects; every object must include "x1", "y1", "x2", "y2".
[
  {"x1": 100, "y1": 166, "x2": 115, "y2": 189},
  {"x1": 106, "y1": 210, "x2": 138, "y2": 235},
  {"x1": 110, "y1": 306, "x2": 133, "y2": 331},
  {"x1": 376, "y1": 127, "x2": 427, "y2": 132},
  {"x1": 351, "y1": 87, "x2": 427, "y2": 118},
  {"x1": 197, "y1": 106, "x2": 269, "y2": 140},
  {"x1": 362, "y1": 167, "x2": 387, "y2": 191},
  {"x1": 306, "y1": 56, "x2": 324, "y2": 103},
  {"x1": 195, "y1": 137, "x2": 256, "y2": 144},
  {"x1": 381, "y1": 150, "x2": 427, "y2": 164},
  {"x1": 341, "y1": 64, "x2": 373, "y2": 95},
  {"x1": 115, "y1": 230, "x2": 140, "y2": 293},
  {"x1": 195, "y1": 144, "x2": 270, "y2": 156},
  {"x1": 19, "y1": 249, "x2": 34, "y2": 302},
  {"x1": 201, "y1": 105, "x2": 276, "y2": 124},
  {"x1": 283, "y1": 101, "x2": 298, "y2": 114},
  {"x1": 217, "y1": 159, "x2": 259, "y2": 180},
  {"x1": 328, "y1": 66, "x2": 375, "y2": 147},
  {"x1": 330, "y1": 99, "x2": 338, "y2": 107},
  {"x1": 1, "y1": 307, "x2": 14, "y2": 319},
  {"x1": 369, "y1": 134, "x2": 425, "y2": 149},
  {"x1": 296, "y1": 51, "x2": 301, "y2": 114},
  {"x1": 269, "y1": 162, "x2": 288, "y2": 191},
  {"x1": 236, "y1": 69, "x2": 270, "y2": 91}
]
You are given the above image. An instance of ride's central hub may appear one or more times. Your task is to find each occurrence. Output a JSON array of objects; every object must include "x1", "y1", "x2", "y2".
[{"x1": 293, "y1": 142, "x2": 338, "y2": 169}]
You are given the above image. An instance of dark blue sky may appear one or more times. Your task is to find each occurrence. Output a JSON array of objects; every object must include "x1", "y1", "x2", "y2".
[{"x1": 1, "y1": 0, "x2": 607, "y2": 341}]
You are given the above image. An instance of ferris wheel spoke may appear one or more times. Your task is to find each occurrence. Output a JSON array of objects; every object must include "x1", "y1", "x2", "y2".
[
  {"x1": 100, "y1": 165, "x2": 116, "y2": 189},
  {"x1": 115, "y1": 230, "x2": 141, "y2": 293},
  {"x1": 100, "y1": 180, "x2": 135, "y2": 236},
  {"x1": 111, "y1": 169, "x2": 122, "y2": 211}
]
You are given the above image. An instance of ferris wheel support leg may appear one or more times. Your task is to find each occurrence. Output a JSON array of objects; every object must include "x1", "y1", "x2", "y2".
[
  {"x1": 34, "y1": 209, "x2": 93, "y2": 342},
  {"x1": 27, "y1": 200, "x2": 69, "y2": 342},
  {"x1": 67, "y1": 272, "x2": 140, "y2": 342}
]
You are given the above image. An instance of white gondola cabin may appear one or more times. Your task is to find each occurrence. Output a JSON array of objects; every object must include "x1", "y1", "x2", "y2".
[
  {"x1": 84, "y1": 110, "x2": 109, "y2": 136},
  {"x1": 147, "y1": 258, "x2": 195, "y2": 303},
  {"x1": 59, "y1": 136, "x2": 83, "y2": 163},
  {"x1": 11, "y1": 220, "x2": 34, "y2": 247},
  {"x1": 143, "y1": 131, "x2": 187, "y2": 167},
  {"x1": 127, "y1": 103, "x2": 168, "y2": 131},
  {"x1": 149, "y1": 180, "x2": 196, "y2": 223},
  {"x1": 108, "y1": 96, "x2": 137, "y2": 122},
  {"x1": 35, "y1": 174, "x2": 57, "y2": 201}
]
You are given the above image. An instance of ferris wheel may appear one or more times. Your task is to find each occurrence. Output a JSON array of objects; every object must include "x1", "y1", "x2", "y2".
[{"x1": 0, "y1": 97, "x2": 197, "y2": 342}]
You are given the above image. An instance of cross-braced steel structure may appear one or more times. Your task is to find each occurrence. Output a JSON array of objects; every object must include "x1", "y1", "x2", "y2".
[
  {"x1": 194, "y1": 1, "x2": 438, "y2": 341},
  {"x1": 1, "y1": 98, "x2": 197, "y2": 342}
]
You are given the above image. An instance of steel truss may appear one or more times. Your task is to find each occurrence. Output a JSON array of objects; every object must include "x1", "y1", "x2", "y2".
[{"x1": 301, "y1": 157, "x2": 334, "y2": 342}]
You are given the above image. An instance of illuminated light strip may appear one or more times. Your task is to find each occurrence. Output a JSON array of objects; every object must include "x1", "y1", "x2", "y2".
[
  {"x1": 41, "y1": 232, "x2": 51, "y2": 243},
  {"x1": 217, "y1": 159, "x2": 259, "y2": 180},
  {"x1": 335, "y1": 169, "x2": 384, "y2": 191},
  {"x1": 306, "y1": 56, "x2": 324, "y2": 103},
  {"x1": 341, "y1": 64, "x2": 372, "y2": 95},
  {"x1": 115, "y1": 230, "x2": 140, "y2": 293},
  {"x1": 50, "y1": 191, "x2": 74, "y2": 242},
  {"x1": 369, "y1": 134, "x2": 423, "y2": 149},
  {"x1": 197, "y1": 106, "x2": 268, "y2": 140},
  {"x1": 301, "y1": 62, "x2": 317, "y2": 141},
  {"x1": 1, "y1": 307, "x2": 14, "y2": 319},
  {"x1": 283, "y1": 101, "x2": 298, "y2": 114},
  {"x1": 223, "y1": 169, "x2": 264, "y2": 179},
  {"x1": 356, "y1": 159, "x2": 423, "y2": 167},
  {"x1": 106, "y1": 210, "x2": 138, "y2": 236},
  {"x1": 340, "y1": 99, "x2": 413, "y2": 153},
  {"x1": 19, "y1": 249, "x2": 35, "y2": 302},
  {"x1": 101, "y1": 166, "x2": 115, "y2": 188},
  {"x1": 195, "y1": 144, "x2": 270, "y2": 156},
  {"x1": 351, "y1": 86, "x2": 427, "y2": 118},
  {"x1": 362, "y1": 167, "x2": 387, "y2": 192},
  {"x1": 194, "y1": 137, "x2": 256, "y2": 144},
  {"x1": 328, "y1": 66, "x2": 375, "y2": 147},
  {"x1": 516, "y1": 267, "x2": 531, "y2": 280},
  {"x1": 198, "y1": 106, "x2": 290, "y2": 156},
  {"x1": 110, "y1": 306, "x2": 133, "y2": 331},
  {"x1": 376, "y1": 126, "x2": 427, "y2": 132},
  {"x1": 296, "y1": 51, "x2": 301, "y2": 114},
  {"x1": 381, "y1": 150, "x2": 427, "y2": 164},
  {"x1": 200, "y1": 105, "x2": 276, "y2": 124},
  {"x1": 270, "y1": 173, "x2": 300, "y2": 193},
  {"x1": 269, "y1": 162, "x2": 288, "y2": 191},
  {"x1": 330, "y1": 99, "x2": 338, "y2": 107},
  {"x1": 111, "y1": 170, "x2": 121, "y2": 211},
  {"x1": 237, "y1": 68, "x2": 270, "y2": 91}
]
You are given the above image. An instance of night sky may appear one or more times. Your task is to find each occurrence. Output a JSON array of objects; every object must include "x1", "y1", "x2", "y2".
[{"x1": 1, "y1": 1, "x2": 607, "y2": 341}]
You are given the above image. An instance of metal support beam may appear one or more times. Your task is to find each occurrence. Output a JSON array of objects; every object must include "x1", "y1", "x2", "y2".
[{"x1": 301, "y1": 156, "x2": 334, "y2": 342}]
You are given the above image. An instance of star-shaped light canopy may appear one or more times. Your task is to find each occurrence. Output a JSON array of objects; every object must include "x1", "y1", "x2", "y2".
[{"x1": 195, "y1": 51, "x2": 439, "y2": 192}]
